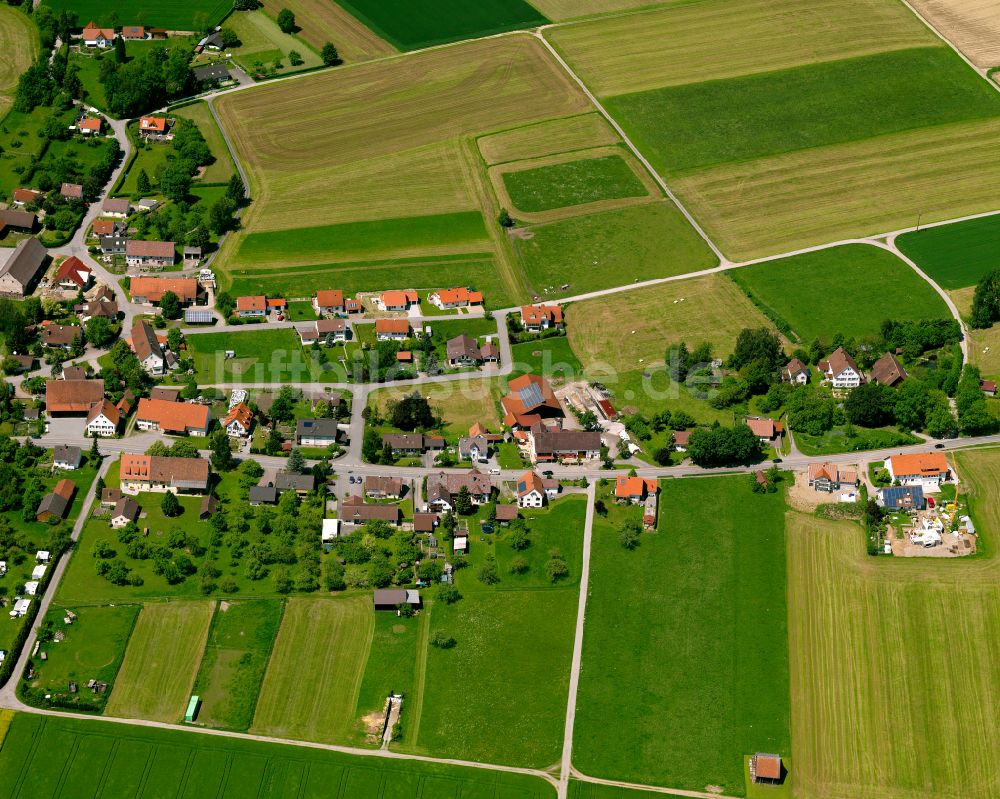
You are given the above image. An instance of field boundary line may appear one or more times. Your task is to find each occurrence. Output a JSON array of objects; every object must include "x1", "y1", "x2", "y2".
[
  {"x1": 572, "y1": 771, "x2": 743, "y2": 798},
  {"x1": 897, "y1": 0, "x2": 996, "y2": 82}
]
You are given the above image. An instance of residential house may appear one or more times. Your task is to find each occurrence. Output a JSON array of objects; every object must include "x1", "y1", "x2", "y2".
[
  {"x1": 313, "y1": 290, "x2": 345, "y2": 315},
  {"x1": 0, "y1": 209, "x2": 37, "y2": 236},
  {"x1": 501, "y1": 373, "x2": 563, "y2": 427},
  {"x1": 413, "y1": 512, "x2": 438, "y2": 533},
  {"x1": 520, "y1": 304, "x2": 563, "y2": 332},
  {"x1": 877, "y1": 485, "x2": 926, "y2": 511},
  {"x1": 426, "y1": 469, "x2": 493, "y2": 511},
  {"x1": 36, "y1": 479, "x2": 76, "y2": 521},
  {"x1": 60, "y1": 183, "x2": 83, "y2": 200},
  {"x1": 46, "y1": 379, "x2": 104, "y2": 415},
  {"x1": 807, "y1": 462, "x2": 858, "y2": 493},
  {"x1": 81, "y1": 22, "x2": 115, "y2": 47},
  {"x1": 458, "y1": 434, "x2": 489, "y2": 463},
  {"x1": 119, "y1": 454, "x2": 210, "y2": 494},
  {"x1": 819, "y1": 347, "x2": 863, "y2": 389},
  {"x1": 41, "y1": 323, "x2": 82, "y2": 350},
  {"x1": 298, "y1": 318, "x2": 350, "y2": 345},
  {"x1": 101, "y1": 198, "x2": 130, "y2": 217},
  {"x1": 53, "y1": 257, "x2": 92, "y2": 291},
  {"x1": 77, "y1": 117, "x2": 102, "y2": 135},
  {"x1": 365, "y1": 476, "x2": 403, "y2": 499},
  {"x1": 614, "y1": 476, "x2": 658, "y2": 503},
  {"x1": 91, "y1": 219, "x2": 117, "y2": 237},
  {"x1": 884, "y1": 453, "x2": 950, "y2": 489},
  {"x1": 382, "y1": 434, "x2": 444, "y2": 456},
  {"x1": 150, "y1": 387, "x2": 181, "y2": 401},
  {"x1": 131, "y1": 320, "x2": 171, "y2": 376},
  {"x1": 373, "y1": 588, "x2": 420, "y2": 611},
  {"x1": 86, "y1": 400, "x2": 120, "y2": 437},
  {"x1": 12, "y1": 188, "x2": 43, "y2": 207},
  {"x1": 129, "y1": 276, "x2": 198, "y2": 305},
  {"x1": 496, "y1": 504, "x2": 519, "y2": 525},
  {"x1": 517, "y1": 470, "x2": 546, "y2": 508},
  {"x1": 62, "y1": 365, "x2": 86, "y2": 381},
  {"x1": 135, "y1": 398, "x2": 211, "y2": 436},
  {"x1": 296, "y1": 418, "x2": 340, "y2": 446},
  {"x1": 870, "y1": 352, "x2": 907, "y2": 387},
  {"x1": 273, "y1": 472, "x2": 315, "y2": 495},
  {"x1": 223, "y1": 403, "x2": 253, "y2": 438},
  {"x1": 746, "y1": 417, "x2": 780, "y2": 444},
  {"x1": 100, "y1": 488, "x2": 122, "y2": 506},
  {"x1": 125, "y1": 240, "x2": 176, "y2": 269},
  {"x1": 8, "y1": 355, "x2": 36, "y2": 373},
  {"x1": 377, "y1": 290, "x2": 418, "y2": 312},
  {"x1": 236, "y1": 295, "x2": 266, "y2": 317},
  {"x1": 375, "y1": 319, "x2": 411, "y2": 341},
  {"x1": 249, "y1": 486, "x2": 277, "y2": 506},
  {"x1": 0, "y1": 237, "x2": 47, "y2": 296},
  {"x1": 345, "y1": 298, "x2": 362, "y2": 314},
  {"x1": 193, "y1": 63, "x2": 232, "y2": 84},
  {"x1": 75, "y1": 293, "x2": 118, "y2": 322},
  {"x1": 341, "y1": 498, "x2": 401, "y2": 526},
  {"x1": 52, "y1": 445, "x2": 82, "y2": 470},
  {"x1": 782, "y1": 357, "x2": 809, "y2": 385},
  {"x1": 99, "y1": 235, "x2": 127, "y2": 255},
  {"x1": 121, "y1": 25, "x2": 147, "y2": 40},
  {"x1": 110, "y1": 497, "x2": 140, "y2": 528},
  {"x1": 526, "y1": 424, "x2": 601, "y2": 463},
  {"x1": 673, "y1": 429, "x2": 691, "y2": 452},
  {"x1": 139, "y1": 117, "x2": 170, "y2": 138},
  {"x1": 446, "y1": 334, "x2": 485, "y2": 366},
  {"x1": 428, "y1": 287, "x2": 483, "y2": 309}
]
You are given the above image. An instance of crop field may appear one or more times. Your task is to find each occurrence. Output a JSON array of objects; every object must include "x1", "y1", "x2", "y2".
[
  {"x1": 566, "y1": 273, "x2": 776, "y2": 372},
  {"x1": 528, "y1": 0, "x2": 669, "y2": 22},
  {"x1": 42, "y1": 0, "x2": 230, "y2": 30},
  {"x1": 0, "y1": 7, "x2": 37, "y2": 119},
  {"x1": 606, "y1": 48, "x2": 1000, "y2": 177},
  {"x1": 171, "y1": 101, "x2": 237, "y2": 184},
  {"x1": 729, "y1": 244, "x2": 950, "y2": 341},
  {"x1": 545, "y1": 0, "x2": 936, "y2": 96},
  {"x1": 104, "y1": 601, "x2": 214, "y2": 723},
  {"x1": 500, "y1": 153, "x2": 649, "y2": 214},
  {"x1": 261, "y1": 0, "x2": 395, "y2": 60},
  {"x1": 478, "y1": 113, "x2": 619, "y2": 165},
  {"x1": 334, "y1": 0, "x2": 547, "y2": 50},
  {"x1": 252, "y1": 597, "x2": 373, "y2": 743},
  {"x1": 573, "y1": 477, "x2": 790, "y2": 792},
  {"x1": 192, "y1": 600, "x2": 284, "y2": 731},
  {"x1": 226, "y1": 9, "x2": 323, "y2": 74},
  {"x1": 513, "y1": 203, "x2": 717, "y2": 298},
  {"x1": 0, "y1": 714, "x2": 557, "y2": 799},
  {"x1": 897, "y1": 214, "x2": 1000, "y2": 289},
  {"x1": 908, "y1": 0, "x2": 1000, "y2": 68},
  {"x1": 787, "y1": 510, "x2": 1000, "y2": 799}
]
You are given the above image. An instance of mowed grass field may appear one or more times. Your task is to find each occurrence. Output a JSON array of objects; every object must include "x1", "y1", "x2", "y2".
[
  {"x1": 226, "y1": 9, "x2": 323, "y2": 73},
  {"x1": 573, "y1": 477, "x2": 790, "y2": 792},
  {"x1": 171, "y1": 101, "x2": 237, "y2": 184},
  {"x1": 104, "y1": 602, "x2": 214, "y2": 723},
  {"x1": 907, "y1": 0, "x2": 1000, "y2": 68},
  {"x1": 42, "y1": 0, "x2": 230, "y2": 29},
  {"x1": 251, "y1": 597, "x2": 373, "y2": 743},
  {"x1": 897, "y1": 214, "x2": 1000, "y2": 289},
  {"x1": 501, "y1": 154, "x2": 648, "y2": 213},
  {"x1": 261, "y1": 0, "x2": 395, "y2": 60},
  {"x1": 479, "y1": 113, "x2": 620, "y2": 165},
  {"x1": 787, "y1": 510, "x2": 1000, "y2": 799},
  {"x1": 528, "y1": 0, "x2": 670, "y2": 21},
  {"x1": 0, "y1": 713, "x2": 557, "y2": 799},
  {"x1": 729, "y1": 244, "x2": 950, "y2": 341},
  {"x1": 369, "y1": 378, "x2": 505, "y2": 439},
  {"x1": 334, "y1": 0, "x2": 547, "y2": 50},
  {"x1": 0, "y1": 7, "x2": 37, "y2": 119}
]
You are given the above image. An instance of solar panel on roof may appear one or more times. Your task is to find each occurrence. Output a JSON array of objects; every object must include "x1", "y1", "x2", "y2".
[{"x1": 518, "y1": 383, "x2": 543, "y2": 409}]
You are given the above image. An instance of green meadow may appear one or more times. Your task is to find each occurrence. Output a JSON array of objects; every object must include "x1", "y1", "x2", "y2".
[
  {"x1": 42, "y1": 0, "x2": 231, "y2": 29},
  {"x1": 897, "y1": 214, "x2": 1000, "y2": 289},
  {"x1": 502, "y1": 154, "x2": 647, "y2": 212},
  {"x1": 606, "y1": 47, "x2": 1000, "y2": 176}
]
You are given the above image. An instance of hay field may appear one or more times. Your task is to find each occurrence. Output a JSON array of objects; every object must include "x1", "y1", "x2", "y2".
[
  {"x1": 787, "y1": 511, "x2": 1000, "y2": 799},
  {"x1": 251, "y1": 597, "x2": 373, "y2": 743},
  {"x1": 566, "y1": 274, "x2": 777, "y2": 369},
  {"x1": 897, "y1": 214, "x2": 1000, "y2": 289},
  {"x1": 261, "y1": 0, "x2": 395, "y2": 61},
  {"x1": 545, "y1": 0, "x2": 936, "y2": 96},
  {"x1": 908, "y1": 0, "x2": 1000, "y2": 68},
  {"x1": 0, "y1": 7, "x2": 38, "y2": 119},
  {"x1": 105, "y1": 602, "x2": 214, "y2": 723},
  {"x1": 674, "y1": 117, "x2": 1000, "y2": 260},
  {"x1": 478, "y1": 113, "x2": 619, "y2": 165},
  {"x1": 529, "y1": 0, "x2": 672, "y2": 21}
]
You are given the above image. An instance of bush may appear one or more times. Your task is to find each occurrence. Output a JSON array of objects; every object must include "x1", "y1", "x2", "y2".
[{"x1": 430, "y1": 630, "x2": 456, "y2": 649}]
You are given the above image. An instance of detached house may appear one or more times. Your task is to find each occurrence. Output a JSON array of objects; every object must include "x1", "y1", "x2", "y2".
[
  {"x1": 428, "y1": 287, "x2": 483, "y2": 309},
  {"x1": 102, "y1": 198, "x2": 130, "y2": 217},
  {"x1": 745, "y1": 417, "x2": 780, "y2": 443},
  {"x1": 85, "y1": 400, "x2": 120, "y2": 437},
  {"x1": 782, "y1": 358, "x2": 809, "y2": 385},
  {"x1": 526, "y1": 424, "x2": 601, "y2": 464},
  {"x1": 884, "y1": 453, "x2": 950, "y2": 489},
  {"x1": 807, "y1": 462, "x2": 858, "y2": 493},
  {"x1": 299, "y1": 318, "x2": 351, "y2": 345},
  {"x1": 111, "y1": 497, "x2": 140, "y2": 528},
  {"x1": 313, "y1": 290, "x2": 345, "y2": 316},
  {"x1": 446, "y1": 334, "x2": 488, "y2": 367},
  {"x1": 41, "y1": 323, "x2": 82, "y2": 350},
  {"x1": 614, "y1": 476, "x2": 658, "y2": 504},
  {"x1": 520, "y1": 304, "x2": 563, "y2": 332},
  {"x1": 426, "y1": 469, "x2": 493, "y2": 511},
  {"x1": 296, "y1": 418, "x2": 340, "y2": 446},
  {"x1": 130, "y1": 276, "x2": 198, "y2": 306},
  {"x1": 375, "y1": 319, "x2": 411, "y2": 341},
  {"x1": 377, "y1": 290, "x2": 418, "y2": 312},
  {"x1": 819, "y1": 347, "x2": 863, "y2": 389},
  {"x1": 53, "y1": 257, "x2": 93, "y2": 291},
  {"x1": 139, "y1": 117, "x2": 171, "y2": 138},
  {"x1": 131, "y1": 320, "x2": 172, "y2": 376},
  {"x1": 517, "y1": 471, "x2": 546, "y2": 508},
  {"x1": 236, "y1": 295, "x2": 266, "y2": 318},
  {"x1": 126, "y1": 240, "x2": 176, "y2": 269},
  {"x1": 81, "y1": 22, "x2": 115, "y2": 47},
  {"x1": 458, "y1": 434, "x2": 489, "y2": 463},
  {"x1": 135, "y1": 398, "x2": 211, "y2": 436},
  {"x1": 223, "y1": 403, "x2": 253, "y2": 438},
  {"x1": 870, "y1": 352, "x2": 907, "y2": 387}
]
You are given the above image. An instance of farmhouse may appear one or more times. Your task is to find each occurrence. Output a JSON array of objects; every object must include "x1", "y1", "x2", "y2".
[
  {"x1": 871, "y1": 352, "x2": 907, "y2": 386},
  {"x1": 819, "y1": 347, "x2": 863, "y2": 389},
  {"x1": 41, "y1": 323, "x2": 82, "y2": 350},
  {"x1": 807, "y1": 462, "x2": 858, "y2": 492},
  {"x1": 236, "y1": 295, "x2": 266, "y2": 317},
  {"x1": 782, "y1": 357, "x2": 809, "y2": 384},
  {"x1": 614, "y1": 476, "x2": 658, "y2": 503},
  {"x1": 428, "y1": 287, "x2": 483, "y2": 309},
  {"x1": 86, "y1": 400, "x2": 120, "y2": 437},
  {"x1": 373, "y1": 589, "x2": 421, "y2": 611},
  {"x1": 53, "y1": 257, "x2": 92, "y2": 291},
  {"x1": 0, "y1": 237, "x2": 47, "y2": 296},
  {"x1": 298, "y1": 318, "x2": 351, "y2": 345},
  {"x1": 878, "y1": 485, "x2": 926, "y2": 511},
  {"x1": 375, "y1": 319, "x2": 411, "y2": 340},
  {"x1": 377, "y1": 290, "x2": 418, "y2": 312},
  {"x1": 60, "y1": 183, "x2": 83, "y2": 200},
  {"x1": 426, "y1": 469, "x2": 492, "y2": 511},
  {"x1": 110, "y1": 497, "x2": 140, "y2": 528},
  {"x1": 126, "y1": 240, "x2": 176, "y2": 269},
  {"x1": 81, "y1": 22, "x2": 115, "y2": 47},
  {"x1": 745, "y1": 417, "x2": 780, "y2": 443},
  {"x1": 520, "y1": 304, "x2": 563, "y2": 332},
  {"x1": 119, "y1": 454, "x2": 210, "y2": 494},
  {"x1": 129, "y1": 276, "x2": 198, "y2": 305},
  {"x1": 46, "y1": 379, "x2": 104, "y2": 415},
  {"x1": 36, "y1": 479, "x2": 76, "y2": 521},
  {"x1": 135, "y1": 398, "x2": 211, "y2": 436},
  {"x1": 295, "y1": 418, "x2": 340, "y2": 446},
  {"x1": 884, "y1": 453, "x2": 950, "y2": 489},
  {"x1": 223, "y1": 403, "x2": 254, "y2": 438},
  {"x1": 313, "y1": 290, "x2": 345, "y2": 315},
  {"x1": 0, "y1": 209, "x2": 37, "y2": 236},
  {"x1": 53, "y1": 445, "x2": 82, "y2": 470},
  {"x1": 501, "y1": 374, "x2": 563, "y2": 427},
  {"x1": 526, "y1": 424, "x2": 601, "y2": 464},
  {"x1": 517, "y1": 470, "x2": 546, "y2": 508},
  {"x1": 102, "y1": 198, "x2": 130, "y2": 217},
  {"x1": 365, "y1": 475, "x2": 404, "y2": 499},
  {"x1": 131, "y1": 320, "x2": 174, "y2": 376}
]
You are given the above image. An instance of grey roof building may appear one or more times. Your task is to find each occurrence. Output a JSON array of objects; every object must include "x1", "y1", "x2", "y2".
[{"x1": 0, "y1": 237, "x2": 46, "y2": 296}]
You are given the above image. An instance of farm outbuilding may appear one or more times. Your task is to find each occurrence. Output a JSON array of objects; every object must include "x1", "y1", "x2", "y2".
[{"x1": 373, "y1": 589, "x2": 421, "y2": 611}]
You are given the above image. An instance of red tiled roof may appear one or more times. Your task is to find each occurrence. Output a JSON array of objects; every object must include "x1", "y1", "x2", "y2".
[
  {"x1": 315, "y1": 290, "x2": 343, "y2": 307},
  {"x1": 140, "y1": 117, "x2": 167, "y2": 133},
  {"x1": 236, "y1": 295, "x2": 266, "y2": 311},
  {"x1": 129, "y1": 276, "x2": 196, "y2": 302},
  {"x1": 46, "y1": 379, "x2": 104, "y2": 413},
  {"x1": 78, "y1": 117, "x2": 101, "y2": 132},
  {"x1": 12, "y1": 188, "x2": 42, "y2": 204},
  {"x1": 223, "y1": 402, "x2": 253, "y2": 430},
  {"x1": 521, "y1": 304, "x2": 563, "y2": 326},
  {"x1": 380, "y1": 290, "x2": 417, "y2": 307},
  {"x1": 517, "y1": 470, "x2": 545, "y2": 497},
  {"x1": 746, "y1": 418, "x2": 777, "y2": 438},
  {"x1": 376, "y1": 319, "x2": 410, "y2": 334},
  {"x1": 87, "y1": 399, "x2": 120, "y2": 426},
  {"x1": 614, "y1": 476, "x2": 658, "y2": 499},
  {"x1": 888, "y1": 453, "x2": 948, "y2": 477},
  {"x1": 92, "y1": 219, "x2": 116, "y2": 235},
  {"x1": 54, "y1": 256, "x2": 91, "y2": 287},
  {"x1": 136, "y1": 398, "x2": 210, "y2": 433}
]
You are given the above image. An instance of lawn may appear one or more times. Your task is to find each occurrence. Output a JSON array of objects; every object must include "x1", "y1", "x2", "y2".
[
  {"x1": 787, "y1": 511, "x2": 1000, "y2": 799},
  {"x1": 251, "y1": 596, "x2": 373, "y2": 743},
  {"x1": 188, "y1": 327, "x2": 348, "y2": 384},
  {"x1": 68, "y1": 50, "x2": 108, "y2": 110},
  {"x1": 333, "y1": 0, "x2": 547, "y2": 50},
  {"x1": 511, "y1": 336, "x2": 582, "y2": 384},
  {"x1": 606, "y1": 47, "x2": 1000, "y2": 177},
  {"x1": 117, "y1": 128, "x2": 174, "y2": 196},
  {"x1": 728, "y1": 244, "x2": 950, "y2": 341},
  {"x1": 0, "y1": 712, "x2": 557, "y2": 798},
  {"x1": 478, "y1": 113, "x2": 619, "y2": 166},
  {"x1": 104, "y1": 601, "x2": 214, "y2": 723},
  {"x1": 19, "y1": 604, "x2": 140, "y2": 712},
  {"x1": 226, "y1": 9, "x2": 323, "y2": 75},
  {"x1": 512, "y1": 202, "x2": 718, "y2": 299},
  {"x1": 260, "y1": 0, "x2": 395, "y2": 61},
  {"x1": 896, "y1": 214, "x2": 1000, "y2": 289},
  {"x1": 572, "y1": 477, "x2": 790, "y2": 793},
  {"x1": 192, "y1": 599, "x2": 284, "y2": 731},
  {"x1": 793, "y1": 425, "x2": 920, "y2": 457},
  {"x1": 369, "y1": 377, "x2": 505, "y2": 441},
  {"x1": 42, "y1": 0, "x2": 231, "y2": 30},
  {"x1": 0, "y1": 6, "x2": 37, "y2": 119},
  {"x1": 0, "y1": 107, "x2": 50, "y2": 200},
  {"x1": 171, "y1": 101, "x2": 237, "y2": 184},
  {"x1": 501, "y1": 154, "x2": 648, "y2": 213}
]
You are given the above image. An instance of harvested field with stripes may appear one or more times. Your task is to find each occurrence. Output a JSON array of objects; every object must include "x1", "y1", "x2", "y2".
[
  {"x1": 261, "y1": 0, "x2": 395, "y2": 61},
  {"x1": 907, "y1": 0, "x2": 1000, "y2": 68},
  {"x1": 0, "y1": 7, "x2": 38, "y2": 119},
  {"x1": 478, "y1": 113, "x2": 619, "y2": 166}
]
